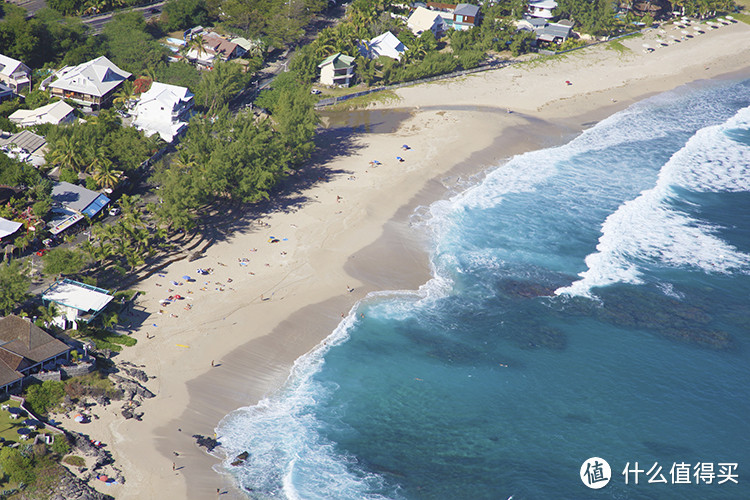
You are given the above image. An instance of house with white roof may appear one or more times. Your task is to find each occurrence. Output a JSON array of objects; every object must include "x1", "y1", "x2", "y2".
[
  {"x1": 318, "y1": 53, "x2": 356, "y2": 87},
  {"x1": 407, "y1": 6, "x2": 447, "y2": 37},
  {"x1": 0, "y1": 217, "x2": 23, "y2": 243},
  {"x1": 359, "y1": 31, "x2": 407, "y2": 61},
  {"x1": 43, "y1": 56, "x2": 131, "y2": 110},
  {"x1": 527, "y1": 0, "x2": 558, "y2": 19},
  {"x1": 9, "y1": 101, "x2": 76, "y2": 128},
  {"x1": 132, "y1": 82, "x2": 194, "y2": 143},
  {"x1": 0, "y1": 54, "x2": 31, "y2": 93},
  {"x1": 42, "y1": 279, "x2": 114, "y2": 329}
]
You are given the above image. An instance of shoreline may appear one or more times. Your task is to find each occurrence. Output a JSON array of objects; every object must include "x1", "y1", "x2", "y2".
[{"x1": 75, "y1": 20, "x2": 750, "y2": 499}]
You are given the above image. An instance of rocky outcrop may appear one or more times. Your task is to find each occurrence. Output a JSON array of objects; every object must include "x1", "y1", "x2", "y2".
[{"x1": 26, "y1": 466, "x2": 114, "y2": 500}]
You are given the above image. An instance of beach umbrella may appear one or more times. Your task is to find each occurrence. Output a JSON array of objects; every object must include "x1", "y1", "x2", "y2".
[
  {"x1": 74, "y1": 414, "x2": 84, "y2": 423},
  {"x1": 98, "y1": 475, "x2": 109, "y2": 482},
  {"x1": 182, "y1": 275, "x2": 193, "y2": 281}
]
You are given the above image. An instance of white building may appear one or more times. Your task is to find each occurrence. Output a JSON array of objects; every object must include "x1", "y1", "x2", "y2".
[
  {"x1": 360, "y1": 31, "x2": 407, "y2": 61},
  {"x1": 0, "y1": 54, "x2": 31, "y2": 93},
  {"x1": 318, "y1": 53, "x2": 356, "y2": 87},
  {"x1": 132, "y1": 82, "x2": 194, "y2": 143},
  {"x1": 9, "y1": 101, "x2": 76, "y2": 128},
  {"x1": 407, "y1": 6, "x2": 447, "y2": 37},
  {"x1": 527, "y1": 0, "x2": 558, "y2": 19},
  {"x1": 41, "y1": 279, "x2": 114, "y2": 330},
  {"x1": 43, "y1": 56, "x2": 131, "y2": 110}
]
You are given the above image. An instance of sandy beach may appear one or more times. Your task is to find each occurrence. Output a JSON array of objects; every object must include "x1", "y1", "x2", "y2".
[{"x1": 67, "y1": 20, "x2": 750, "y2": 499}]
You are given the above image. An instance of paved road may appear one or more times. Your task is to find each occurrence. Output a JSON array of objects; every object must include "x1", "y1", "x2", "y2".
[{"x1": 83, "y1": 1, "x2": 166, "y2": 33}]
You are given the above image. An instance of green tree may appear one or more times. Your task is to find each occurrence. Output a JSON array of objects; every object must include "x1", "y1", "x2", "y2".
[
  {"x1": 0, "y1": 447, "x2": 35, "y2": 485},
  {"x1": 195, "y1": 61, "x2": 248, "y2": 114},
  {"x1": 161, "y1": 0, "x2": 209, "y2": 32},
  {"x1": 42, "y1": 248, "x2": 88, "y2": 276},
  {"x1": 25, "y1": 380, "x2": 66, "y2": 415},
  {"x1": 46, "y1": 135, "x2": 84, "y2": 172},
  {"x1": 102, "y1": 11, "x2": 169, "y2": 74},
  {"x1": 0, "y1": 260, "x2": 29, "y2": 315}
]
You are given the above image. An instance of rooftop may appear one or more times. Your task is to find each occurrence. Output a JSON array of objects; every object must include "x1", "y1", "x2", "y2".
[{"x1": 42, "y1": 279, "x2": 113, "y2": 314}]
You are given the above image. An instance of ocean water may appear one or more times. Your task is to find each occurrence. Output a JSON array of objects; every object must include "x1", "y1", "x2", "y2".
[{"x1": 216, "y1": 76, "x2": 750, "y2": 500}]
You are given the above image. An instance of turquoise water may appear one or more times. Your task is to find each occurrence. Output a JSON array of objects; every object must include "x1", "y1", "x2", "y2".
[{"x1": 216, "y1": 77, "x2": 750, "y2": 499}]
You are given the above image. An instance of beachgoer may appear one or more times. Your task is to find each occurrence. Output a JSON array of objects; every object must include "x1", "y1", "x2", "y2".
[
  {"x1": 211, "y1": 360, "x2": 214, "y2": 367},
  {"x1": 173, "y1": 462, "x2": 176, "y2": 471}
]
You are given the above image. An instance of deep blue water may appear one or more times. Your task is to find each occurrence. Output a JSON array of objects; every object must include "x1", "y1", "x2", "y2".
[{"x1": 216, "y1": 76, "x2": 750, "y2": 499}]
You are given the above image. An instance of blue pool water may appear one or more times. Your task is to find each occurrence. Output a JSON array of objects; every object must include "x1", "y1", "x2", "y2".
[{"x1": 216, "y1": 76, "x2": 750, "y2": 499}]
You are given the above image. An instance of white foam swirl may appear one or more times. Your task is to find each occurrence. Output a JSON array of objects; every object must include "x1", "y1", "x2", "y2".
[{"x1": 558, "y1": 106, "x2": 750, "y2": 297}]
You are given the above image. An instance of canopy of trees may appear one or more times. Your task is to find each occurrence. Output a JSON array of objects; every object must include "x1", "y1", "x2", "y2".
[{"x1": 0, "y1": 261, "x2": 30, "y2": 315}]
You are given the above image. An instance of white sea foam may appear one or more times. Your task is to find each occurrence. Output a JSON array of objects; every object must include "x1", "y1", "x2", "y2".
[
  {"x1": 214, "y1": 311, "x2": 396, "y2": 500},
  {"x1": 558, "y1": 106, "x2": 750, "y2": 297}
]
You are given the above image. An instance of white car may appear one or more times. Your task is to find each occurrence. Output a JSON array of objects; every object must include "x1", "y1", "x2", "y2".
[
  {"x1": 108, "y1": 207, "x2": 121, "y2": 216},
  {"x1": 310, "y1": 89, "x2": 322, "y2": 95}
]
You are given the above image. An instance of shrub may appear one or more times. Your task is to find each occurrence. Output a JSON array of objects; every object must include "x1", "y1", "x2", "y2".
[
  {"x1": 51, "y1": 437, "x2": 70, "y2": 456},
  {"x1": 25, "y1": 380, "x2": 66, "y2": 415},
  {"x1": 0, "y1": 447, "x2": 35, "y2": 484},
  {"x1": 62, "y1": 455, "x2": 85, "y2": 467}
]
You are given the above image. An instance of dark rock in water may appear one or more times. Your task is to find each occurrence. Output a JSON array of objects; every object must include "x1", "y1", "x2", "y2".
[
  {"x1": 231, "y1": 451, "x2": 250, "y2": 465},
  {"x1": 661, "y1": 327, "x2": 733, "y2": 350},
  {"x1": 193, "y1": 434, "x2": 221, "y2": 452}
]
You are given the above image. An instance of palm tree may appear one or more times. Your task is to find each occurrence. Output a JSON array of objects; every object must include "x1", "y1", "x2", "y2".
[
  {"x1": 172, "y1": 150, "x2": 197, "y2": 172},
  {"x1": 187, "y1": 34, "x2": 208, "y2": 63},
  {"x1": 112, "y1": 81, "x2": 134, "y2": 110},
  {"x1": 37, "y1": 303, "x2": 59, "y2": 328},
  {"x1": 46, "y1": 135, "x2": 83, "y2": 172},
  {"x1": 92, "y1": 159, "x2": 123, "y2": 190}
]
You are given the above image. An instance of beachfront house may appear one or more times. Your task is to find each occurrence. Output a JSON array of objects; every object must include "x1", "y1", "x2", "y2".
[
  {"x1": 359, "y1": 32, "x2": 408, "y2": 61},
  {"x1": 527, "y1": 0, "x2": 558, "y2": 19},
  {"x1": 408, "y1": 6, "x2": 448, "y2": 36},
  {"x1": 48, "y1": 181, "x2": 110, "y2": 236},
  {"x1": 0, "y1": 54, "x2": 31, "y2": 93},
  {"x1": 0, "y1": 130, "x2": 48, "y2": 167},
  {"x1": 318, "y1": 53, "x2": 356, "y2": 87},
  {"x1": 0, "y1": 315, "x2": 71, "y2": 394},
  {"x1": 9, "y1": 101, "x2": 76, "y2": 128},
  {"x1": 518, "y1": 18, "x2": 573, "y2": 44},
  {"x1": 132, "y1": 82, "x2": 194, "y2": 143},
  {"x1": 41, "y1": 279, "x2": 114, "y2": 330},
  {"x1": 43, "y1": 56, "x2": 132, "y2": 110},
  {"x1": 451, "y1": 4, "x2": 480, "y2": 30}
]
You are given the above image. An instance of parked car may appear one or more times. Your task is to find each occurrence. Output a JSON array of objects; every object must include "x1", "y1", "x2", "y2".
[
  {"x1": 109, "y1": 206, "x2": 121, "y2": 216},
  {"x1": 310, "y1": 89, "x2": 322, "y2": 95}
]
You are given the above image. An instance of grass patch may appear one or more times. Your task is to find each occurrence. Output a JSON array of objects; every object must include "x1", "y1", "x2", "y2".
[
  {"x1": 85, "y1": 329, "x2": 137, "y2": 352},
  {"x1": 733, "y1": 12, "x2": 750, "y2": 24},
  {"x1": 62, "y1": 455, "x2": 85, "y2": 467},
  {"x1": 325, "y1": 90, "x2": 400, "y2": 111},
  {"x1": 606, "y1": 40, "x2": 631, "y2": 54}
]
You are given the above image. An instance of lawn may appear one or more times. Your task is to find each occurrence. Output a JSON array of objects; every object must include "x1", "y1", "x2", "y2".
[{"x1": 0, "y1": 399, "x2": 53, "y2": 446}]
